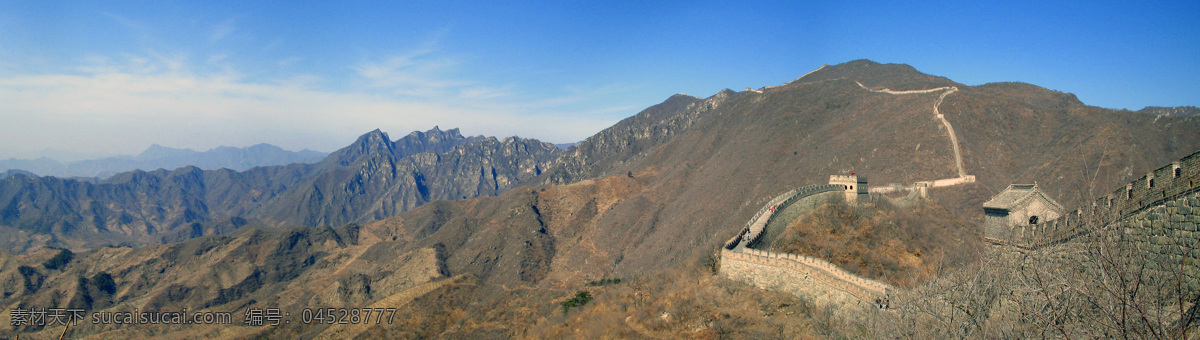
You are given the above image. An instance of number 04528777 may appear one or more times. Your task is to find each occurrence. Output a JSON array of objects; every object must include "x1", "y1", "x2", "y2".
[{"x1": 301, "y1": 308, "x2": 397, "y2": 324}]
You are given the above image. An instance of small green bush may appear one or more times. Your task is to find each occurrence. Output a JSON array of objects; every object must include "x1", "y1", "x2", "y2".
[
  {"x1": 42, "y1": 248, "x2": 74, "y2": 270},
  {"x1": 586, "y1": 278, "x2": 622, "y2": 286},
  {"x1": 560, "y1": 291, "x2": 592, "y2": 314},
  {"x1": 91, "y1": 272, "x2": 116, "y2": 294}
]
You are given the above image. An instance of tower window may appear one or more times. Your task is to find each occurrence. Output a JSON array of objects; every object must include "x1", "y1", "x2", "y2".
[
  {"x1": 1176, "y1": 167, "x2": 1183, "y2": 178},
  {"x1": 1148, "y1": 178, "x2": 1154, "y2": 188}
]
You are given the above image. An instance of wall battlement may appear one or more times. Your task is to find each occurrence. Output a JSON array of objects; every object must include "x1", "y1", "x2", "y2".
[
  {"x1": 722, "y1": 248, "x2": 892, "y2": 301},
  {"x1": 725, "y1": 184, "x2": 843, "y2": 250},
  {"x1": 721, "y1": 182, "x2": 893, "y2": 308},
  {"x1": 828, "y1": 175, "x2": 864, "y2": 182},
  {"x1": 1001, "y1": 150, "x2": 1200, "y2": 248},
  {"x1": 829, "y1": 175, "x2": 868, "y2": 203}
]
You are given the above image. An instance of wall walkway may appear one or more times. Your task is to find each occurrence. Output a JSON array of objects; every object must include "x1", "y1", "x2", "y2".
[{"x1": 721, "y1": 184, "x2": 894, "y2": 307}]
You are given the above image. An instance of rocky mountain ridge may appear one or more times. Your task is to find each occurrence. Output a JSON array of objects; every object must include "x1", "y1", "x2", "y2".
[
  {"x1": 0, "y1": 127, "x2": 561, "y2": 252},
  {"x1": 2, "y1": 59, "x2": 1199, "y2": 337},
  {"x1": 1137, "y1": 105, "x2": 1200, "y2": 117}
]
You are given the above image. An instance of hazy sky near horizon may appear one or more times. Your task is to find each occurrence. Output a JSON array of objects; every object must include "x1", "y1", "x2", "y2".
[{"x1": 1, "y1": 1, "x2": 1197, "y2": 160}]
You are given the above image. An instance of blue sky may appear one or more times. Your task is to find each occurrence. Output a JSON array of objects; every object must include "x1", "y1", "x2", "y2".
[{"x1": 1, "y1": 1, "x2": 1197, "y2": 160}]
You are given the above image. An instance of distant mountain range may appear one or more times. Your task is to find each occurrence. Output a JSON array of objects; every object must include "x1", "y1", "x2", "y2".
[
  {"x1": 2, "y1": 60, "x2": 1199, "y2": 338},
  {"x1": 0, "y1": 143, "x2": 328, "y2": 179},
  {"x1": 0, "y1": 127, "x2": 560, "y2": 252},
  {"x1": 2, "y1": 60, "x2": 1198, "y2": 256}
]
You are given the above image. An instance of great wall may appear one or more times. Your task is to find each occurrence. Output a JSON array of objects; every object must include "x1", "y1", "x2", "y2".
[
  {"x1": 716, "y1": 72, "x2": 1200, "y2": 318},
  {"x1": 989, "y1": 150, "x2": 1200, "y2": 293},
  {"x1": 719, "y1": 182, "x2": 895, "y2": 310},
  {"x1": 990, "y1": 150, "x2": 1200, "y2": 249},
  {"x1": 855, "y1": 81, "x2": 977, "y2": 196},
  {"x1": 718, "y1": 80, "x2": 977, "y2": 309},
  {"x1": 720, "y1": 149, "x2": 1200, "y2": 314}
]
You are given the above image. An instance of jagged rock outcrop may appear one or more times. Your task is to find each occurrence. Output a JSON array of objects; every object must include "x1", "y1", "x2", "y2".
[
  {"x1": 261, "y1": 131, "x2": 560, "y2": 227},
  {"x1": 2, "y1": 59, "x2": 1200, "y2": 338},
  {"x1": 1137, "y1": 105, "x2": 1200, "y2": 117},
  {"x1": 541, "y1": 93, "x2": 708, "y2": 184},
  {"x1": 0, "y1": 128, "x2": 561, "y2": 252}
]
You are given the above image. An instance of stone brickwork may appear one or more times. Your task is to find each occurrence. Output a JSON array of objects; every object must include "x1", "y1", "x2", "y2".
[
  {"x1": 829, "y1": 175, "x2": 868, "y2": 203},
  {"x1": 721, "y1": 250, "x2": 870, "y2": 315},
  {"x1": 721, "y1": 182, "x2": 894, "y2": 309},
  {"x1": 1001, "y1": 150, "x2": 1200, "y2": 249},
  {"x1": 722, "y1": 249, "x2": 892, "y2": 302},
  {"x1": 1111, "y1": 191, "x2": 1200, "y2": 293},
  {"x1": 990, "y1": 150, "x2": 1200, "y2": 296}
]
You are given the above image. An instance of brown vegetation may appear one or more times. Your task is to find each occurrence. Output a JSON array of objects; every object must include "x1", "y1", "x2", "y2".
[
  {"x1": 768, "y1": 198, "x2": 980, "y2": 288},
  {"x1": 527, "y1": 267, "x2": 835, "y2": 339},
  {"x1": 3, "y1": 60, "x2": 1199, "y2": 338},
  {"x1": 831, "y1": 213, "x2": 1200, "y2": 339}
]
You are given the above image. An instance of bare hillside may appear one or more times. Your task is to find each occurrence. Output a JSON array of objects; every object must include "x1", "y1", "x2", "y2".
[{"x1": 3, "y1": 59, "x2": 1199, "y2": 338}]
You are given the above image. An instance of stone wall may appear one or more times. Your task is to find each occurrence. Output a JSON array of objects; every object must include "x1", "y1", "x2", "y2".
[
  {"x1": 721, "y1": 183, "x2": 894, "y2": 308},
  {"x1": 721, "y1": 248, "x2": 891, "y2": 301},
  {"x1": 991, "y1": 150, "x2": 1200, "y2": 295},
  {"x1": 720, "y1": 250, "x2": 872, "y2": 315},
  {"x1": 725, "y1": 184, "x2": 843, "y2": 250},
  {"x1": 1112, "y1": 190, "x2": 1200, "y2": 293},
  {"x1": 930, "y1": 175, "x2": 976, "y2": 187},
  {"x1": 1003, "y1": 150, "x2": 1200, "y2": 248}
]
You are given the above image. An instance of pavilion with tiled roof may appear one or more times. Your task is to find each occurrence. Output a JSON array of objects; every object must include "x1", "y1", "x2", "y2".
[{"x1": 982, "y1": 183, "x2": 1065, "y2": 243}]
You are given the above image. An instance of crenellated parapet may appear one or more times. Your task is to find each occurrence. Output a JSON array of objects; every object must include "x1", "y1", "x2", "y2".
[
  {"x1": 725, "y1": 184, "x2": 844, "y2": 250},
  {"x1": 1108, "y1": 150, "x2": 1200, "y2": 217},
  {"x1": 721, "y1": 180, "x2": 894, "y2": 308},
  {"x1": 721, "y1": 248, "x2": 892, "y2": 301},
  {"x1": 998, "y1": 150, "x2": 1200, "y2": 248}
]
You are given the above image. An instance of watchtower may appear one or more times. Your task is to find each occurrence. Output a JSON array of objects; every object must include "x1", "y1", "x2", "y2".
[
  {"x1": 982, "y1": 183, "x2": 1065, "y2": 243},
  {"x1": 829, "y1": 174, "x2": 868, "y2": 203}
]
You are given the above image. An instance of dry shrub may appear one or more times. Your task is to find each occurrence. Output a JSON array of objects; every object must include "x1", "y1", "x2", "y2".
[
  {"x1": 769, "y1": 198, "x2": 980, "y2": 287},
  {"x1": 527, "y1": 267, "x2": 846, "y2": 339}
]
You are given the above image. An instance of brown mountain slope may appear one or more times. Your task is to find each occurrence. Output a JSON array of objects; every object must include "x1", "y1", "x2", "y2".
[
  {"x1": 943, "y1": 81, "x2": 1200, "y2": 220},
  {"x1": 2, "y1": 59, "x2": 1198, "y2": 338}
]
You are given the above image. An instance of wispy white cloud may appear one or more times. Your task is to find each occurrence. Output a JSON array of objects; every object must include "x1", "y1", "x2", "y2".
[
  {"x1": 353, "y1": 49, "x2": 476, "y2": 98},
  {"x1": 206, "y1": 53, "x2": 229, "y2": 65},
  {"x1": 458, "y1": 86, "x2": 512, "y2": 100},
  {"x1": 210, "y1": 17, "x2": 238, "y2": 43},
  {"x1": 277, "y1": 56, "x2": 302, "y2": 68},
  {"x1": 0, "y1": 50, "x2": 622, "y2": 158},
  {"x1": 0, "y1": 22, "x2": 638, "y2": 158},
  {"x1": 102, "y1": 12, "x2": 152, "y2": 42}
]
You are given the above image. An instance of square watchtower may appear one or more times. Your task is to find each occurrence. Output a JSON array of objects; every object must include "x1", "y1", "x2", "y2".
[{"x1": 829, "y1": 174, "x2": 868, "y2": 203}]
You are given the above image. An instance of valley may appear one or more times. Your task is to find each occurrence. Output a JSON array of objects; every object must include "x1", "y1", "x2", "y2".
[{"x1": 1, "y1": 60, "x2": 1198, "y2": 338}]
